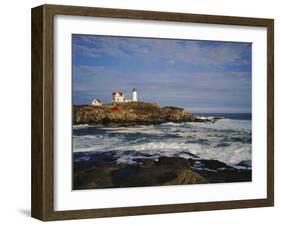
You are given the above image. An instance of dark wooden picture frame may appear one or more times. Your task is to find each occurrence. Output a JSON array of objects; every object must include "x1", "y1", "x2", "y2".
[{"x1": 31, "y1": 4, "x2": 274, "y2": 221}]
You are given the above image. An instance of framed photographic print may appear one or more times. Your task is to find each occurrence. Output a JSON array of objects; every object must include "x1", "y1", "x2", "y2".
[{"x1": 31, "y1": 4, "x2": 274, "y2": 221}]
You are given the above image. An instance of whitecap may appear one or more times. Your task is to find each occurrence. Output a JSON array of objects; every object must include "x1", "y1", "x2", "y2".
[
  {"x1": 73, "y1": 119, "x2": 252, "y2": 165},
  {"x1": 73, "y1": 124, "x2": 89, "y2": 129}
]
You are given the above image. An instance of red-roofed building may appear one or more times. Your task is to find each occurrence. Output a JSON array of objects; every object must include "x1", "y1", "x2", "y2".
[{"x1": 112, "y1": 91, "x2": 125, "y2": 103}]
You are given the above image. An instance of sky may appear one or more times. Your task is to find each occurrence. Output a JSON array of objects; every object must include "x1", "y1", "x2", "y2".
[{"x1": 72, "y1": 34, "x2": 252, "y2": 113}]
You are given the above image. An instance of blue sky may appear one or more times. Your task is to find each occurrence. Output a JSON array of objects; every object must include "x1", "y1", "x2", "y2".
[{"x1": 72, "y1": 34, "x2": 252, "y2": 113}]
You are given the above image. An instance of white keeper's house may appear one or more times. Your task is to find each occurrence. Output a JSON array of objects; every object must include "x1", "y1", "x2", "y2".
[
  {"x1": 91, "y1": 98, "x2": 102, "y2": 106},
  {"x1": 112, "y1": 91, "x2": 125, "y2": 103}
]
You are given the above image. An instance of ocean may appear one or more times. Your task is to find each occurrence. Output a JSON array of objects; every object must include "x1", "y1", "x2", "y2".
[
  {"x1": 73, "y1": 113, "x2": 252, "y2": 168},
  {"x1": 195, "y1": 113, "x2": 252, "y2": 120}
]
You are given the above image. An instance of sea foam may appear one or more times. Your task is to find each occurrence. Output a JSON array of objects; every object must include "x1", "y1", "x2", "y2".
[{"x1": 73, "y1": 119, "x2": 252, "y2": 165}]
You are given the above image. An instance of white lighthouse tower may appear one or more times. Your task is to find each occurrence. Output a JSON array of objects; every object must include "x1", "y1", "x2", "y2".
[{"x1": 132, "y1": 88, "x2": 137, "y2": 102}]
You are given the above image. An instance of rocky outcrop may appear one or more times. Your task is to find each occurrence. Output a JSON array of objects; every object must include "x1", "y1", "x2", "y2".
[
  {"x1": 73, "y1": 156, "x2": 208, "y2": 189},
  {"x1": 73, "y1": 102, "x2": 201, "y2": 125},
  {"x1": 73, "y1": 151, "x2": 252, "y2": 189}
]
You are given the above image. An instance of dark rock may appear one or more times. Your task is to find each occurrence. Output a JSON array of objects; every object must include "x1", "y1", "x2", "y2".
[
  {"x1": 73, "y1": 156, "x2": 208, "y2": 190},
  {"x1": 189, "y1": 159, "x2": 252, "y2": 183},
  {"x1": 188, "y1": 158, "x2": 233, "y2": 170},
  {"x1": 192, "y1": 168, "x2": 252, "y2": 183},
  {"x1": 73, "y1": 153, "x2": 252, "y2": 189},
  {"x1": 236, "y1": 160, "x2": 252, "y2": 168}
]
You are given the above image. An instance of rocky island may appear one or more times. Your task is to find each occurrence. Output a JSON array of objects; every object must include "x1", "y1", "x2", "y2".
[{"x1": 73, "y1": 102, "x2": 207, "y2": 125}]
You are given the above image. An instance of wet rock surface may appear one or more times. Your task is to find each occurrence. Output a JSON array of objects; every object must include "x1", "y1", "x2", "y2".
[
  {"x1": 73, "y1": 153, "x2": 251, "y2": 190},
  {"x1": 73, "y1": 156, "x2": 208, "y2": 189}
]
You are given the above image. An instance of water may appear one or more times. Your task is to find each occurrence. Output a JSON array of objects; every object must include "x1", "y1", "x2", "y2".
[
  {"x1": 195, "y1": 113, "x2": 251, "y2": 120},
  {"x1": 73, "y1": 114, "x2": 252, "y2": 167}
]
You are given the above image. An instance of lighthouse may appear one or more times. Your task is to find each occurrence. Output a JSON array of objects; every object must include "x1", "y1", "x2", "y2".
[{"x1": 132, "y1": 88, "x2": 137, "y2": 102}]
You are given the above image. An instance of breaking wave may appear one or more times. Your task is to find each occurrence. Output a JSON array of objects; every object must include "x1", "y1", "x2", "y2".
[{"x1": 73, "y1": 119, "x2": 251, "y2": 166}]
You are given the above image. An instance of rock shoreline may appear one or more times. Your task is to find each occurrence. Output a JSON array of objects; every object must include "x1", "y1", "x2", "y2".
[
  {"x1": 73, "y1": 156, "x2": 208, "y2": 189},
  {"x1": 73, "y1": 102, "x2": 204, "y2": 125},
  {"x1": 73, "y1": 153, "x2": 252, "y2": 190}
]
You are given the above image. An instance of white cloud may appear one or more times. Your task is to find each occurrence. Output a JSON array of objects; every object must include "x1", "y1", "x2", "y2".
[{"x1": 73, "y1": 35, "x2": 251, "y2": 67}]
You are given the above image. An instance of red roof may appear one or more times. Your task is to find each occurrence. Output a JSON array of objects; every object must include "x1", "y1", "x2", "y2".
[{"x1": 112, "y1": 92, "x2": 123, "y2": 96}]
